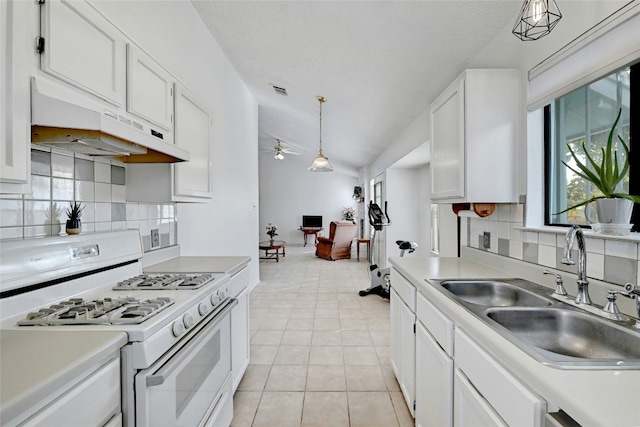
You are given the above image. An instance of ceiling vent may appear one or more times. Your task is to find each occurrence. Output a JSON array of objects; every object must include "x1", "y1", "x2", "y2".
[{"x1": 272, "y1": 85, "x2": 288, "y2": 96}]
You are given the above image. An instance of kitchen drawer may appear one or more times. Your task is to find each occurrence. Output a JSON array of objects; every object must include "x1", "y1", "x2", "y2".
[
  {"x1": 417, "y1": 290, "x2": 454, "y2": 356},
  {"x1": 391, "y1": 268, "x2": 416, "y2": 311},
  {"x1": 21, "y1": 357, "x2": 121, "y2": 426},
  {"x1": 455, "y1": 328, "x2": 546, "y2": 427}
]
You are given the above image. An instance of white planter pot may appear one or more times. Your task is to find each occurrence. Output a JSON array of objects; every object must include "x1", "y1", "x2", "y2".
[{"x1": 594, "y1": 198, "x2": 633, "y2": 224}]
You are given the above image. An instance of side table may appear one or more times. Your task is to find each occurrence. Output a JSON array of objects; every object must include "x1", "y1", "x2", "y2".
[
  {"x1": 299, "y1": 227, "x2": 323, "y2": 247},
  {"x1": 259, "y1": 241, "x2": 286, "y2": 262},
  {"x1": 356, "y1": 238, "x2": 371, "y2": 262}
]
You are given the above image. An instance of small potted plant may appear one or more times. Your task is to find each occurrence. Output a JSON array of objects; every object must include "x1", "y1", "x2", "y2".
[
  {"x1": 342, "y1": 207, "x2": 356, "y2": 221},
  {"x1": 559, "y1": 109, "x2": 640, "y2": 227},
  {"x1": 266, "y1": 223, "x2": 278, "y2": 245},
  {"x1": 65, "y1": 201, "x2": 84, "y2": 235}
]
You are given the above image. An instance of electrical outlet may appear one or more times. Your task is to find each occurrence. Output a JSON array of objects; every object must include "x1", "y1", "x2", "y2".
[
  {"x1": 151, "y1": 229, "x2": 160, "y2": 248},
  {"x1": 483, "y1": 232, "x2": 491, "y2": 249}
]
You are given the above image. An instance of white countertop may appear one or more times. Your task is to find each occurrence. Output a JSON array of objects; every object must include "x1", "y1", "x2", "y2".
[
  {"x1": 0, "y1": 329, "x2": 127, "y2": 425},
  {"x1": 143, "y1": 256, "x2": 250, "y2": 276},
  {"x1": 390, "y1": 255, "x2": 640, "y2": 427}
]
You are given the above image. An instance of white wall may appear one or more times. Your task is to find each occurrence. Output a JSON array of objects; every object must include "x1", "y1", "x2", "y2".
[
  {"x1": 259, "y1": 153, "x2": 358, "y2": 246},
  {"x1": 386, "y1": 167, "x2": 429, "y2": 263},
  {"x1": 90, "y1": 1, "x2": 261, "y2": 285},
  {"x1": 369, "y1": 109, "x2": 430, "y2": 178}
]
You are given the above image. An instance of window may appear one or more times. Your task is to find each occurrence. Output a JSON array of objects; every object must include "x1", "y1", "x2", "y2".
[
  {"x1": 373, "y1": 181, "x2": 383, "y2": 208},
  {"x1": 545, "y1": 63, "x2": 639, "y2": 229}
]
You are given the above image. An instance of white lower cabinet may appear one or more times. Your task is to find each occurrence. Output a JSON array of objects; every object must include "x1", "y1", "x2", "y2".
[
  {"x1": 412, "y1": 290, "x2": 547, "y2": 427},
  {"x1": 455, "y1": 328, "x2": 546, "y2": 427},
  {"x1": 21, "y1": 357, "x2": 121, "y2": 426},
  {"x1": 229, "y1": 266, "x2": 250, "y2": 392},
  {"x1": 415, "y1": 321, "x2": 453, "y2": 427},
  {"x1": 231, "y1": 286, "x2": 249, "y2": 392},
  {"x1": 454, "y1": 369, "x2": 507, "y2": 427},
  {"x1": 390, "y1": 287, "x2": 415, "y2": 416}
]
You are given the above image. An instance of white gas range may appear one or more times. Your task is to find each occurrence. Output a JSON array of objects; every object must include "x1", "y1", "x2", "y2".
[{"x1": 0, "y1": 230, "x2": 235, "y2": 427}]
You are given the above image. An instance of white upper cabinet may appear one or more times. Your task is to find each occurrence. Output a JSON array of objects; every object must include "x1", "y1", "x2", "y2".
[
  {"x1": 127, "y1": 44, "x2": 174, "y2": 131},
  {"x1": 431, "y1": 69, "x2": 519, "y2": 203},
  {"x1": 431, "y1": 78, "x2": 464, "y2": 200},
  {"x1": 0, "y1": 0, "x2": 30, "y2": 189},
  {"x1": 173, "y1": 84, "x2": 212, "y2": 199},
  {"x1": 125, "y1": 84, "x2": 213, "y2": 202},
  {"x1": 41, "y1": 0, "x2": 126, "y2": 106}
]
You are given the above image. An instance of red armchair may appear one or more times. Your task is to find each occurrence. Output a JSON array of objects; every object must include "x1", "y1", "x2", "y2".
[{"x1": 315, "y1": 221, "x2": 357, "y2": 260}]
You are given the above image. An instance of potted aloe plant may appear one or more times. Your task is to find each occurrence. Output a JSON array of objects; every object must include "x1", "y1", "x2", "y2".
[
  {"x1": 65, "y1": 201, "x2": 84, "y2": 235},
  {"x1": 559, "y1": 109, "x2": 640, "y2": 226}
]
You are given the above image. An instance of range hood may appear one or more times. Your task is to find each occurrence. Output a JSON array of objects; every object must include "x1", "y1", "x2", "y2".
[{"x1": 30, "y1": 78, "x2": 189, "y2": 163}]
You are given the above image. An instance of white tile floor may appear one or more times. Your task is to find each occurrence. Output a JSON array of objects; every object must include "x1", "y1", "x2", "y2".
[{"x1": 232, "y1": 244, "x2": 413, "y2": 427}]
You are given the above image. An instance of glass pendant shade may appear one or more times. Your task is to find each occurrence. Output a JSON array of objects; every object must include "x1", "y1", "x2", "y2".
[
  {"x1": 512, "y1": 0, "x2": 561, "y2": 41},
  {"x1": 274, "y1": 151, "x2": 284, "y2": 160},
  {"x1": 308, "y1": 96, "x2": 333, "y2": 172},
  {"x1": 308, "y1": 153, "x2": 333, "y2": 172}
]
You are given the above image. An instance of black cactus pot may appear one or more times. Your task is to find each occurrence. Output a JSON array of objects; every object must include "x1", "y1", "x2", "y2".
[{"x1": 66, "y1": 219, "x2": 82, "y2": 235}]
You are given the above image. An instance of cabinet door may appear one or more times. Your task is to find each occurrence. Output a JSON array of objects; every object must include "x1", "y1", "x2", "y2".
[
  {"x1": 127, "y1": 44, "x2": 174, "y2": 131},
  {"x1": 430, "y1": 77, "x2": 464, "y2": 200},
  {"x1": 231, "y1": 287, "x2": 250, "y2": 392},
  {"x1": 41, "y1": 0, "x2": 126, "y2": 106},
  {"x1": 0, "y1": 0, "x2": 30, "y2": 187},
  {"x1": 173, "y1": 84, "x2": 212, "y2": 199},
  {"x1": 454, "y1": 369, "x2": 507, "y2": 427},
  {"x1": 390, "y1": 288, "x2": 415, "y2": 416},
  {"x1": 415, "y1": 321, "x2": 453, "y2": 427},
  {"x1": 464, "y1": 70, "x2": 519, "y2": 203}
]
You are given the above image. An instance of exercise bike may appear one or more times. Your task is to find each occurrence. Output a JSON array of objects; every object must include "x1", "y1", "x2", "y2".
[{"x1": 358, "y1": 201, "x2": 418, "y2": 299}]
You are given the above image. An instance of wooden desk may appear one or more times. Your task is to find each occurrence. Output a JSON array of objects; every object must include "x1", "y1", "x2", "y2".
[
  {"x1": 299, "y1": 227, "x2": 323, "y2": 246},
  {"x1": 259, "y1": 241, "x2": 286, "y2": 262},
  {"x1": 356, "y1": 238, "x2": 371, "y2": 262}
]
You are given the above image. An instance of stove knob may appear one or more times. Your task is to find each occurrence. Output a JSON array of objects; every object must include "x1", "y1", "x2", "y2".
[
  {"x1": 172, "y1": 321, "x2": 185, "y2": 337},
  {"x1": 210, "y1": 293, "x2": 220, "y2": 305},
  {"x1": 199, "y1": 302, "x2": 211, "y2": 316},
  {"x1": 217, "y1": 289, "x2": 226, "y2": 300},
  {"x1": 183, "y1": 313, "x2": 195, "y2": 329}
]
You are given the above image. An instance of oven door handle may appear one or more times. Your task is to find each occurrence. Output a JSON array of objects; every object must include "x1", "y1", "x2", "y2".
[{"x1": 146, "y1": 298, "x2": 237, "y2": 387}]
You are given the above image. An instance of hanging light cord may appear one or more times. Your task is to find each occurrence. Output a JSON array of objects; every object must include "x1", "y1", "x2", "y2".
[{"x1": 318, "y1": 96, "x2": 325, "y2": 156}]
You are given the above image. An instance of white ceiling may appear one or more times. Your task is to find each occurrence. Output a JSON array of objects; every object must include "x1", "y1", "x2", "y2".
[{"x1": 191, "y1": 0, "x2": 523, "y2": 174}]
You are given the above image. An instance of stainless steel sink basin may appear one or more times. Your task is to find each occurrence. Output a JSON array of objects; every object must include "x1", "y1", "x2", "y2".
[
  {"x1": 427, "y1": 277, "x2": 640, "y2": 368},
  {"x1": 439, "y1": 280, "x2": 552, "y2": 307},
  {"x1": 486, "y1": 307, "x2": 640, "y2": 361}
]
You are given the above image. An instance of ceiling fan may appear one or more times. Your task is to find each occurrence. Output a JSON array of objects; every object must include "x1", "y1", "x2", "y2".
[{"x1": 266, "y1": 139, "x2": 301, "y2": 160}]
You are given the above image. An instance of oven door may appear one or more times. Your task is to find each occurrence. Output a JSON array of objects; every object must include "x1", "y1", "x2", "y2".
[{"x1": 134, "y1": 299, "x2": 237, "y2": 427}]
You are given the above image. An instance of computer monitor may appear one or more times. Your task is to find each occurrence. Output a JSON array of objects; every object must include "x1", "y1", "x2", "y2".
[{"x1": 302, "y1": 215, "x2": 322, "y2": 228}]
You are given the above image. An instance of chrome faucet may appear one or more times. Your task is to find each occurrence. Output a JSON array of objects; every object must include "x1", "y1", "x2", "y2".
[
  {"x1": 561, "y1": 225, "x2": 592, "y2": 305},
  {"x1": 620, "y1": 283, "x2": 640, "y2": 329}
]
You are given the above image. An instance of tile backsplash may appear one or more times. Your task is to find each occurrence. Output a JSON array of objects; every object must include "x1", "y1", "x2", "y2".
[
  {"x1": 0, "y1": 149, "x2": 177, "y2": 252},
  {"x1": 463, "y1": 204, "x2": 640, "y2": 287}
]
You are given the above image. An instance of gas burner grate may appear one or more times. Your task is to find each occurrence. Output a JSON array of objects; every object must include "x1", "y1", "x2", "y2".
[
  {"x1": 17, "y1": 296, "x2": 174, "y2": 326},
  {"x1": 113, "y1": 273, "x2": 216, "y2": 290}
]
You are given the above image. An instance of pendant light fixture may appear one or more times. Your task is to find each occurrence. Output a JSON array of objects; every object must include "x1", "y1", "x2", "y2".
[
  {"x1": 512, "y1": 0, "x2": 562, "y2": 41},
  {"x1": 308, "y1": 96, "x2": 333, "y2": 172}
]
